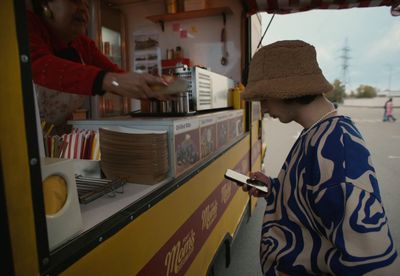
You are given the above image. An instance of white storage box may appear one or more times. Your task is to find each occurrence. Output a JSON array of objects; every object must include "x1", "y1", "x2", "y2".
[{"x1": 41, "y1": 158, "x2": 82, "y2": 250}]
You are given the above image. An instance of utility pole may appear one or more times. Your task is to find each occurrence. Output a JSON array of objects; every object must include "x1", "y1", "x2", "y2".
[{"x1": 340, "y1": 39, "x2": 351, "y2": 92}]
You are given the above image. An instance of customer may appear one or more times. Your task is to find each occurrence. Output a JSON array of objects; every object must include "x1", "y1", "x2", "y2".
[
  {"x1": 240, "y1": 40, "x2": 399, "y2": 275},
  {"x1": 26, "y1": 0, "x2": 167, "y2": 126},
  {"x1": 383, "y1": 98, "x2": 388, "y2": 121},
  {"x1": 384, "y1": 97, "x2": 397, "y2": 122}
]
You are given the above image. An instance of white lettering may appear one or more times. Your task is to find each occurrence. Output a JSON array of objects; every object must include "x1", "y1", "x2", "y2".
[
  {"x1": 201, "y1": 201, "x2": 218, "y2": 231},
  {"x1": 175, "y1": 122, "x2": 192, "y2": 131},
  {"x1": 221, "y1": 183, "x2": 232, "y2": 204},
  {"x1": 164, "y1": 230, "x2": 195, "y2": 276}
]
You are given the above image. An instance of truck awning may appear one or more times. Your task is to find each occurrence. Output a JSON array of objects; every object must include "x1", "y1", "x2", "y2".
[{"x1": 243, "y1": 0, "x2": 400, "y2": 16}]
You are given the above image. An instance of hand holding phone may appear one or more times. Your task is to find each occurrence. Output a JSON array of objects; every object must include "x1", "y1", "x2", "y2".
[{"x1": 224, "y1": 169, "x2": 268, "y2": 193}]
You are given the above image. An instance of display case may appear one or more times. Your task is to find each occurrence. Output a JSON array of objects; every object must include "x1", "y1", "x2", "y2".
[{"x1": 71, "y1": 109, "x2": 244, "y2": 178}]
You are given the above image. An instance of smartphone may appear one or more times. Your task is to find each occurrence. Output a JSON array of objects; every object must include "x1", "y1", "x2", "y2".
[{"x1": 224, "y1": 169, "x2": 268, "y2": 193}]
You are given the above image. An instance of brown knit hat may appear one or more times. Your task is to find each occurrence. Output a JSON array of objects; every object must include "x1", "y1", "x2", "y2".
[{"x1": 241, "y1": 40, "x2": 333, "y2": 101}]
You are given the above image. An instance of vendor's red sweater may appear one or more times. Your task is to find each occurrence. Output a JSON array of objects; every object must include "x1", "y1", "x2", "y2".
[{"x1": 27, "y1": 11, "x2": 124, "y2": 96}]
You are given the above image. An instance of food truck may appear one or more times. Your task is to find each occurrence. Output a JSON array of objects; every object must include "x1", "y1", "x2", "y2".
[{"x1": 1, "y1": 0, "x2": 398, "y2": 275}]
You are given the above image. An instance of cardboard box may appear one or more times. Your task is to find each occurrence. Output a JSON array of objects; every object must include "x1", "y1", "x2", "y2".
[
  {"x1": 198, "y1": 113, "x2": 217, "y2": 160},
  {"x1": 184, "y1": 0, "x2": 207, "y2": 11},
  {"x1": 252, "y1": 101, "x2": 262, "y2": 122},
  {"x1": 99, "y1": 127, "x2": 169, "y2": 185},
  {"x1": 216, "y1": 111, "x2": 231, "y2": 149},
  {"x1": 71, "y1": 116, "x2": 198, "y2": 179},
  {"x1": 228, "y1": 112, "x2": 244, "y2": 141},
  {"x1": 173, "y1": 118, "x2": 200, "y2": 176}
]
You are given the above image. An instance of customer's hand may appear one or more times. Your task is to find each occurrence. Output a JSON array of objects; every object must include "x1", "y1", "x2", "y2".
[
  {"x1": 242, "y1": 171, "x2": 271, "y2": 198},
  {"x1": 103, "y1": 72, "x2": 169, "y2": 100}
]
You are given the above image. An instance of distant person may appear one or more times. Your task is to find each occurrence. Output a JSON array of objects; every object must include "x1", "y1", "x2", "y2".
[
  {"x1": 238, "y1": 40, "x2": 398, "y2": 274},
  {"x1": 383, "y1": 98, "x2": 388, "y2": 121},
  {"x1": 384, "y1": 97, "x2": 397, "y2": 122}
]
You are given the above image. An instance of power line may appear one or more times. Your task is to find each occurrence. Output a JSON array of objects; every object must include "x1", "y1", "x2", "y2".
[{"x1": 258, "y1": 14, "x2": 275, "y2": 49}]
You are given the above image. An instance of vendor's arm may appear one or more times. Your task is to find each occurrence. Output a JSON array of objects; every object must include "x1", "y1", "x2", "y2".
[
  {"x1": 102, "y1": 71, "x2": 168, "y2": 100},
  {"x1": 28, "y1": 12, "x2": 107, "y2": 95},
  {"x1": 27, "y1": 11, "x2": 166, "y2": 98},
  {"x1": 79, "y1": 38, "x2": 168, "y2": 99}
]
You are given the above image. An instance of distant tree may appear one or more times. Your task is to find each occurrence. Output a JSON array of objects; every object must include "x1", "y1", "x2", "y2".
[
  {"x1": 326, "y1": 79, "x2": 346, "y2": 103},
  {"x1": 355, "y1": 85, "x2": 377, "y2": 98}
]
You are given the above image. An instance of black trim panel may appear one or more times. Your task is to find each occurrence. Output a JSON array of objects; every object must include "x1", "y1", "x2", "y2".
[
  {"x1": 0, "y1": 160, "x2": 15, "y2": 276},
  {"x1": 13, "y1": 0, "x2": 50, "y2": 272}
]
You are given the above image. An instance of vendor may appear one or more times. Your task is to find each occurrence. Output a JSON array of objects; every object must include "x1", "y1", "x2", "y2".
[{"x1": 26, "y1": 0, "x2": 167, "y2": 126}]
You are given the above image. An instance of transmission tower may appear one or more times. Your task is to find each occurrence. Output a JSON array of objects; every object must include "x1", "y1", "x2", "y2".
[{"x1": 340, "y1": 39, "x2": 351, "y2": 92}]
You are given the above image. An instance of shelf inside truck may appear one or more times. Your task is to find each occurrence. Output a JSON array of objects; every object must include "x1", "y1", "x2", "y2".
[{"x1": 146, "y1": 6, "x2": 233, "y2": 31}]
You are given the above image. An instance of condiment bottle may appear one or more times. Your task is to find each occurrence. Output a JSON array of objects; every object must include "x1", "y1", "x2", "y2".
[
  {"x1": 166, "y1": 0, "x2": 177, "y2": 14},
  {"x1": 167, "y1": 48, "x2": 174, "y2": 60},
  {"x1": 175, "y1": 46, "x2": 183, "y2": 59}
]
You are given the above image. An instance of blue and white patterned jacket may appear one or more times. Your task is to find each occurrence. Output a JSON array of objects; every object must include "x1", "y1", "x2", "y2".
[{"x1": 261, "y1": 116, "x2": 399, "y2": 275}]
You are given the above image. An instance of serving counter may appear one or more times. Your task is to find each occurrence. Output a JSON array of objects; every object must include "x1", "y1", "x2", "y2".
[
  {"x1": 71, "y1": 109, "x2": 244, "y2": 179},
  {"x1": 35, "y1": 107, "x2": 258, "y2": 275}
]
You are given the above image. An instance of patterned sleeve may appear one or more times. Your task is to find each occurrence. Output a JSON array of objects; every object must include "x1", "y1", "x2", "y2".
[
  {"x1": 310, "y1": 121, "x2": 398, "y2": 274},
  {"x1": 265, "y1": 177, "x2": 280, "y2": 207}
]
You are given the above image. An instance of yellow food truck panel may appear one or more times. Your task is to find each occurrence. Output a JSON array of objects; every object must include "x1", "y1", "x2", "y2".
[
  {"x1": 62, "y1": 137, "x2": 260, "y2": 275},
  {"x1": 0, "y1": 1, "x2": 264, "y2": 275}
]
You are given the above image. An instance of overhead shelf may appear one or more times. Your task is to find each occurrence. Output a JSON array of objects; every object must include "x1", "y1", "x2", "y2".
[{"x1": 146, "y1": 6, "x2": 233, "y2": 31}]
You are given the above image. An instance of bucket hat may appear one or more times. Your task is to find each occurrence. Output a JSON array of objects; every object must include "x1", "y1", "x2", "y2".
[{"x1": 241, "y1": 40, "x2": 333, "y2": 100}]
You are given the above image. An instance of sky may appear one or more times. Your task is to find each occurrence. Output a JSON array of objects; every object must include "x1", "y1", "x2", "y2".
[{"x1": 261, "y1": 6, "x2": 400, "y2": 92}]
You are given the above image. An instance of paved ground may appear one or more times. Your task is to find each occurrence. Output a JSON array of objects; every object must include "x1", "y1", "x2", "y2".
[
  {"x1": 212, "y1": 199, "x2": 266, "y2": 276},
  {"x1": 214, "y1": 100, "x2": 399, "y2": 275}
]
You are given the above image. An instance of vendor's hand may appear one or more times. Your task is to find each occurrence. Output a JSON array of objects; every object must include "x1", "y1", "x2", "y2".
[
  {"x1": 103, "y1": 72, "x2": 169, "y2": 100},
  {"x1": 242, "y1": 171, "x2": 271, "y2": 198}
]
